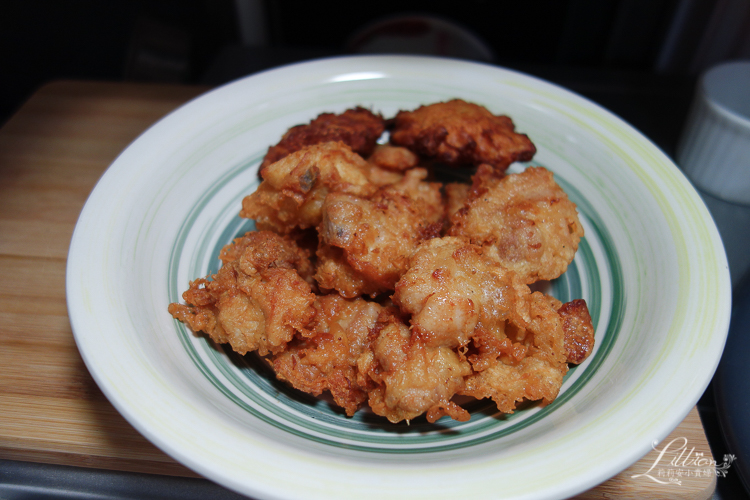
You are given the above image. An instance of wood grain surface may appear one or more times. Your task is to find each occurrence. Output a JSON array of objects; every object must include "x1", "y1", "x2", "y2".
[{"x1": 0, "y1": 81, "x2": 716, "y2": 498}]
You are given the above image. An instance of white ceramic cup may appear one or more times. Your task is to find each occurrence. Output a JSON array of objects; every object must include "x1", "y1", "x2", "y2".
[
  {"x1": 677, "y1": 60, "x2": 750, "y2": 205},
  {"x1": 677, "y1": 60, "x2": 750, "y2": 287}
]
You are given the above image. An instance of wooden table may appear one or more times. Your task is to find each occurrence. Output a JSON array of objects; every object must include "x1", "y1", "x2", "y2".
[{"x1": 0, "y1": 81, "x2": 717, "y2": 499}]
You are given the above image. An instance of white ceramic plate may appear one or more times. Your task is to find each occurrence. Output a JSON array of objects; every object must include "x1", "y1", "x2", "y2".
[{"x1": 67, "y1": 56, "x2": 731, "y2": 500}]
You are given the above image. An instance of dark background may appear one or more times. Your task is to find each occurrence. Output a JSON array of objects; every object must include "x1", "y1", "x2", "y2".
[{"x1": 2, "y1": 0, "x2": 749, "y2": 128}]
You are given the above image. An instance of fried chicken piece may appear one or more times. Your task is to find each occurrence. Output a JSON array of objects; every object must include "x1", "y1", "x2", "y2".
[
  {"x1": 390, "y1": 99, "x2": 536, "y2": 172},
  {"x1": 392, "y1": 237, "x2": 531, "y2": 350},
  {"x1": 367, "y1": 144, "x2": 420, "y2": 171},
  {"x1": 316, "y1": 171, "x2": 443, "y2": 297},
  {"x1": 218, "y1": 229, "x2": 316, "y2": 284},
  {"x1": 459, "y1": 292, "x2": 569, "y2": 413},
  {"x1": 362, "y1": 163, "x2": 405, "y2": 186},
  {"x1": 362, "y1": 145, "x2": 427, "y2": 186},
  {"x1": 260, "y1": 107, "x2": 386, "y2": 170},
  {"x1": 545, "y1": 296, "x2": 595, "y2": 364},
  {"x1": 273, "y1": 296, "x2": 472, "y2": 424},
  {"x1": 168, "y1": 231, "x2": 316, "y2": 356},
  {"x1": 271, "y1": 294, "x2": 387, "y2": 416},
  {"x1": 392, "y1": 236, "x2": 572, "y2": 415},
  {"x1": 240, "y1": 142, "x2": 376, "y2": 233},
  {"x1": 448, "y1": 166, "x2": 584, "y2": 284},
  {"x1": 444, "y1": 164, "x2": 506, "y2": 220},
  {"x1": 313, "y1": 244, "x2": 382, "y2": 299},
  {"x1": 444, "y1": 181, "x2": 470, "y2": 219},
  {"x1": 389, "y1": 168, "x2": 445, "y2": 224},
  {"x1": 358, "y1": 316, "x2": 472, "y2": 424}
]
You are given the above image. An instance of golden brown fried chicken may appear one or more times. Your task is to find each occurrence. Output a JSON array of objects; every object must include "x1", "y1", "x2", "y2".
[
  {"x1": 313, "y1": 244, "x2": 382, "y2": 299},
  {"x1": 393, "y1": 237, "x2": 530, "y2": 350},
  {"x1": 168, "y1": 231, "x2": 316, "y2": 356},
  {"x1": 390, "y1": 99, "x2": 536, "y2": 172},
  {"x1": 546, "y1": 296, "x2": 596, "y2": 364},
  {"x1": 444, "y1": 181, "x2": 471, "y2": 219},
  {"x1": 460, "y1": 292, "x2": 570, "y2": 413},
  {"x1": 315, "y1": 170, "x2": 443, "y2": 297},
  {"x1": 361, "y1": 163, "x2": 405, "y2": 186},
  {"x1": 388, "y1": 168, "x2": 445, "y2": 224},
  {"x1": 271, "y1": 294, "x2": 388, "y2": 416},
  {"x1": 217, "y1": 229, "x2": 316, "y2": 284},
  {"x1": 361, "y1": 319, "x2": 472, "y2": 424},
  {"x1": 273, "y1": 296, "x2": 473, "y2": 424},
  {"x1": 360, "y1": 144, "x2": 423, "y2": 186},
  {"x1": 367, "y1": 144, "x2": 420, "y2": 171},
  {"x1": 448, "y1": 166, "x2": 584, "y2": 284},
  {"x1": 260, "y1": 107, "x2": 386, "y2": 170},
  {"x1": 392, "y1": 236, "x2": 572, "y2": 415},
  {"x1": 240, "y1": 142, "x2": 376, "y2": 233}
]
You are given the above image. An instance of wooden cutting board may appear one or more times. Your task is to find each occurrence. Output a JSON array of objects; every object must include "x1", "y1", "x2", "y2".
[{"x1": 0, "y1": 81, "x2": 716, "y2": 499}]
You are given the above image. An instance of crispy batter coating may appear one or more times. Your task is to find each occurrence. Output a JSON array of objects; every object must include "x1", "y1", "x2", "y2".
[
  {"x1": 363, "y1": 319, "x2": 473, "y2": 424},
  {"x1": 272, "y1": 297, "x2": 473, "y2": 424},
  {"x1": 389, "y1": 168, "x2": 445, "y2": 225},
  {"x1": 271, "y1": 294, "x2": 387, "y2": 416},
  {"x1": 260, "y1": 107, "x2": 385, "y2": 170},
  {"x1": 218, "y1": 229, "x2": 316, "y2": 285},
  {"x1": 367, "y1": 144, "x2": 420, "y2": 171},
  {"x1": 316, "y1": 170, "x2": 443, "y2": 297},
  {"x1": 448, "y1": 166, "x2": 584, "y2": 284},
  {"x1": 393, "y1": 236, "x2": 571, "y2": 415},
  {"x1": 459, "y1": 291, "x2": 569, "y2": 413},
  {"x1": 552, "y1": 297, "x2": 596, "y2": 364},
  {"x1": 240, "y1": 142, "x2": 376, "y2": 233},
  {"x1": 362, "y1": 163, "x2": 405, "y2": 186},
  {"x1": 444, "y1": 181, "x2": 471, "y2": 220},
  {"x1": 390, "y1": 99, "x2": 536, "y2": 172},
  {"x1": 393, "y1": 237, "x2": 530, "y2": 350},
  {"x1": 168, "y1": 231, "x2": 316, "y2": 356},
  {"x1": 314, "y1": 244, "x2": 382, "y2": 299},
  {"x1": 357, "y1": 144, "x2": 423, "y2": 188}
]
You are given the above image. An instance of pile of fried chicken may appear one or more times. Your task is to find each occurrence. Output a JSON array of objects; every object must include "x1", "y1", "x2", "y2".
[{"x1": 168, "y1": 99, "x2": 595, "y2": 424}]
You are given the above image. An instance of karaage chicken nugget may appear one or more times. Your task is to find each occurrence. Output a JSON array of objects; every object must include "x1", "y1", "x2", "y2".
[
  {"x1": 168, "y1": 231, "x2": 316, "y2": 356},
  {"x1": 459, "y1": 291, "x2": 570, "y2": 413},
  {"x1": 240, "y1": 142, "x2": 376, "y2": 233},
  {"x1": 260, "y1": 107, "x2": 386, "y2": 170},
  {"x1": 393, "y1": 236, "x2": 578, "y2": 416},
  {"x1": 545, "y1": 295, "x2": 596, "y2": 364},
  {"x1": 388, "y1": 167, "x2": 445, "y2": 224},
  {"x1": 358, "y1": 315, "x2": 472, "y2": 424},
  {"x1": 444, "y1": 181, "x2": 471, "y2": 219},
  {"x1": 390, "y1": 99, "x2": 536, "y2": 172},
  {"x1": 448, "y1": 166, "x2": 584, "y2": 284},
  {"x1": 313, "y1": 244, "x2": 383, "y2": 299},
  {"x1": 392, "y1": 237, "x2": 531, "y2": 350},
  {"x1": 316, "y1": 171, "x2": 443, "y2": 297},
  {"x1": 271, "y1": 294, "x2": 388, "y2": 416},
  {"x1": 218, "y1": 228, "x2": 316, "y2": 284},
  {"x1": 360, "y1": 144, "x2": 422, "y2": 186},
  {"x1": 367, "y1": 144, "x2": 420, "y2": 172}
]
